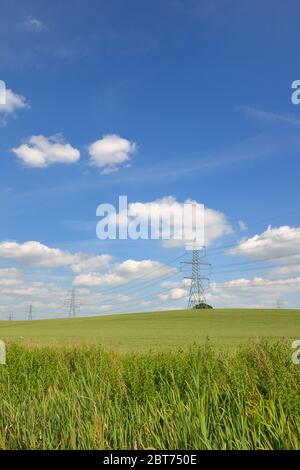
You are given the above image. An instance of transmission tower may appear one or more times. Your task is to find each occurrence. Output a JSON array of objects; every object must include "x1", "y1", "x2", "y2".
[
  {"x1": 182, "y1": 246, "x2": 211, "y2": 309},
  {"x1": 28, "y1": 303, "x2": 33, "y2": 321},
  {"x1": 8, "y1": 312, "x2": 13, "y2": 321},
  {"x1": 67, "y1": 288, "x2": 79, "y2": 318}
]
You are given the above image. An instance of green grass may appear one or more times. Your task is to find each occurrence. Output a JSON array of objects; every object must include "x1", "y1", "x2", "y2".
[
  {"x1": 1, "y1": 309, "x2": 299, "y2": 449},
  {"x1": 0, "y1": 308, "x2": 300, "y2": 351},
  {"x1": 0, "y1": 341, "x2": 299, "y2": 450}
]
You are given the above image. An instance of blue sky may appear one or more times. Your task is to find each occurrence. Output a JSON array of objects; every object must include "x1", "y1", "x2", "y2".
[{"x1": 1, "y1": 0, "x2": 300, "y2": 319}]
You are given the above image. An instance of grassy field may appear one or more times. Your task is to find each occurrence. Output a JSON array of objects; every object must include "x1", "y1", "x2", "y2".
[
  {"x1": 0, "y1": 341, "x2": 299, "y2": 449},
  {"x1": 1, "y1": 308, "x2": 300, "y2": 351},
  {"x1": 1, "y1": 309, "x2": 300, "y2": 450}
]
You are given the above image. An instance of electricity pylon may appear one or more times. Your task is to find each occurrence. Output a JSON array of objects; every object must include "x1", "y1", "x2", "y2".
[
  {"x1": 67, "y1": 288, "x2": 79, "y2": 318},
  {"x1": 28, "y1": 304, "x2": 33, "y2": 321},
  {"x1": 181, "y1": 245, "x2": 211, "y2": 309}
]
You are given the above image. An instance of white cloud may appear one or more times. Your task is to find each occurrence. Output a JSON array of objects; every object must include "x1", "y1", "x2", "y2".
[
  {"x1": 0, "y1": 280, "x2": 68, "y2": 315},
  {"x1": 107, "y1": 196, "x2": 232, "y2": 248},
  {"x1": 0, "y1": 267, "x2": 22, "y2": 279},
  {"x1": 88, "y1": 134, "x2": 137, "y2": 174},
  {"x1": 0, "y1": 241, "x2": 75, "y2": 268},
  {"x1": 73, "y1": 259, "x2": 177, "y2": 287},
  {"x1": 203, "y1": 206, "x2": 233, "y2": 246},
  {"x1": 0, "y1": 268, "x2": 23, "y2": 287},
  {"x1": 2, "y1": 256, "x2": 300, "y2": 319},
  {"x1": 159, "y1": 274, "x2": 300, "y2": 309},
  {"x1": 23, "y1": 16, "x2": 45, "y2": 33},
  {"x1": 230, "y1": 225, "x2": 300, "y2": 260},
  {"x1": 71, "y1": 254, "x2": 112, "y2": 273},
  {"x1": 207, "y1": 275, "x2": 300, "y2": 308},
  {"x1": 0, "y1": 88, "x2": 28, "y2": 115},
  {"x1": 238, "y1": 220, "x2": 248, "y2": 231},
  {"x1": 270, "y1": 264, "x2": 300, "y2": 277},
  {"x1": 160, "y1": 287, "x2": 187, "y2": 301},
  {"x1": 115, "y1": 259, "x2": 174, "y2": 277},
  {"x1": 73, "y1": 272, "x2": 125, "y2": 287},
  {"x1": 0, "y1": 241, "x2": 112, "y2": 272},
  {"x1": 0, "y1": 244, "x2": 183, "y2": 317},
  {"x1": 0, "y1": 272, "x2": 138, "y2": 319},
  {"x1": 12, "y1": 134, "x2": 80, "y2": 168},
  {"x1": 211, "y1": 276, "x2": 300, "y2": 289}
]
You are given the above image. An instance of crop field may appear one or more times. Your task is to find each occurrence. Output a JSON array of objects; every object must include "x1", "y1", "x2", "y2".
[
  {"x1": 1, "y1": 308, "x2": 300, "y2": 351},
  {"x1": 0, "y1": 309, "x2": 300, "y2": 450}
]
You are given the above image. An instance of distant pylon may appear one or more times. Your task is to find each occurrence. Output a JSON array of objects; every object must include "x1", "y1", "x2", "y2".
[
  {"x1": 67, "y1": 288, "x2": 79, "y2": 318},
  {"x1": 28, "y1": 303, "x2": 33, "y2": 321},
  {"x1": 8, "y1": 312, "x2": 13, "y2": 321},
  {"x1": 182, "y1": 245, "x2": 211, "y2": 309}
]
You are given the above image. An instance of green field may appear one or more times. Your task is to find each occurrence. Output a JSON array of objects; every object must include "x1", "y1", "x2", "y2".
[
  {"x1": 1, "y1": 309, "x2": 300, "y2": 450},
  {"x1": 1, "y1": 308, "x2": 300, "y2": 351}
]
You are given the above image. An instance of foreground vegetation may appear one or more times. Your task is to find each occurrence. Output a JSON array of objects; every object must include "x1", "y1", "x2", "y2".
[{"x1": 0, "y1": 341, "x2": 299, "y2": 449}]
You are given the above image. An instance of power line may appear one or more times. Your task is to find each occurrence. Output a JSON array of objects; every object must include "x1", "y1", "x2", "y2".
[
  {"x1": 49, "y1": 255, "x2": 183, "y2": 319},
  {"x1": 206, "y1": 237, "x2": 300, "y2": 258},
  {"x1": 78, "y1": 268, "x2": 184, "y2": 317},
  {"x1": 86, "y1": 271, "x2": 182, "y2": 316},
  {"x1": 208, "y1": 275, "x2": 300, "y2": 289},
  {"x1": 211, "y1": 259, "x2": 300, "y2": 276},
  {"x1": 93, "y1": 252, "x2": 185, "y2": 298},
  {"x1": 60, "y1": 249, "x2": 300, "y2": 317},
  {"x1": 8, "y1": 220, "x2": 300, "y2": 320}
]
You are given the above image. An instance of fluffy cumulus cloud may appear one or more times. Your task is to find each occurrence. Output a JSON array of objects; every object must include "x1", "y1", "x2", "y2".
[
  {"x1": 0, "y1": 268, "x2": 23, "y2": 287},
  {"x1": 212, "y1": 277, "x2": 300, "y2": 290},
  {"x1": 73, "y1": 272, "x2": 125, "y2": 287},
  {"x1": 73, "y1": 258, "x2": 177, "y2": 287},
  {"x1": 0, "y1": 240, "x2": 112, "y2": 272},
  {"x1": 207, "y1": 276, "x2": 300, "y2": 308},
  {"x1": 71, "y1": 254, "x2": 113, "y2": 273},
  {"x1": 115, "y1": 259, "x2": 173, "y2": 277},
  {"x1": 230, "y1": 225, "x2": 300, "y2": 260},
  {"x1": 0, "y1": 241, "x2": 174, "y2": 285},
  {"x1": 12, "y1": 134, "x2": 80, "y2": 168},
  {"x1": 102, "y1": 196, "x2": 232, "y2": 248},
  {"x1": 0, "y1": 88, "x2": 28, "y2": 121},
  {"x1": 88, "y1": 134, "x2": 137, "y2": 174},
  {"x1": 0, "y1": 267, "x2": 22, "y2": 278},
  {"x1": 160, "y1": 287, "x2": 187, "y2": 301},
  {"x1": 0, "y1": 241, "x2": 75, "y2": 268},
  {"x1": 0, "y1": 270, "x2": 136, "y2": 319},
  {"x1": 202, "y1": 206, "x2": 232, "y2": 247},
  {"x1": 0, "y1": 273, "x2": 70, "y2": 320},
  {"x1": 0, "y1": 240, "x2": 182, "y2": 318}
]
